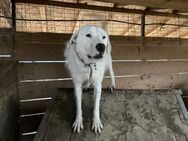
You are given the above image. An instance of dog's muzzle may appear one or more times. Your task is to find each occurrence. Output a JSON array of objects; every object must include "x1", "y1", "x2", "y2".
[
  {"x1": 87, "y1": 43, "x2": 105, "y2": 59},
  {"x1": 87, "y1": 43, "x2": 105, "y2": 60},
  {"x1": 87, "y1": 54, "x2": 103, "y2": 59}
]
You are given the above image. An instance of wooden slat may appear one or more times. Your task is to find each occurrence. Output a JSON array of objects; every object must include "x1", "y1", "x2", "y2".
[
  {"x1": 19, "y1": 74, "x2": 188, "y2": 100},
  {"x1": 19, "y1": 74, "x2": 188, "y2": 114},
  {"x1": 112, "y1": 45, "x2": 188, "y2": 60},
  {"x1": 15, "y1": 33, "x2": 188, "y2": 61},
  {"x1": 15, "y1": 42, "x2": 188, "y2": 61},
  {"x1": 98, "y1": 0, "x2": 188, "y2": 13},
  {"x1": 20, "y1": 115, "x2": 43, "y2": 133},
  {"x1": 0, "y1": 34, "x2": 12, "y2": 55},
  {"x1": 0, "y1": 61, "x2": 19, "y2": 141},
  {"x1": 18, "y1": 63, "x2": 69, "y2": 80},
  {"x1": 16, "y1": 32, "x2": 188, "y2": 46},
  {"x1": 0, "y1": 62, "x2": 17, "y2": 89},
  {"x1": 16, "y1": 0, "x2": 188, "y2": 18},
  {"x1": 15, "y1": 32, "x2": 71, "y2": 43},
  {"x1": 18, "y1": 61, "x2": 188, "y2": 80},
  {"x1": 20, "y1": 100, "x2": 51, "y2": 115},
  {"x1": 19, "y1": 80, "x2": 73, "y2": 101},
  {"x1": 20, "y1": 135, "x2": 35, "y2": 141},
  {"x1": 15, "y1": 42, "x2": 65, "y2": 61}
]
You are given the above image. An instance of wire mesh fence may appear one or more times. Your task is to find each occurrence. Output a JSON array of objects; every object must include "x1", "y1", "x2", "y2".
[
  {"x1": 0, "y1": 0, "x2": 188, "y2": 38},
  {"x1": 16, "y1": 3, "x2": 142, "y2": 36},
  {"x1": 0, "y1": 0, "x2": 12, "y2": 30}
]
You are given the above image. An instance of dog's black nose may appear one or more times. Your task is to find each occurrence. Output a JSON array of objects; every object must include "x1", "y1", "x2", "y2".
[{"x1": 96, "y1": 43, "x2": 105, "y2": 54}]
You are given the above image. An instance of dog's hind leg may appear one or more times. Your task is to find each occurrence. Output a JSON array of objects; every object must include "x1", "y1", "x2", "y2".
[
  {"x1": 72, "y1": 83, "x2": 84, "y2": 133},
  {"x1": 92, "y1": 82, "x2": 103, "y2": 133}
]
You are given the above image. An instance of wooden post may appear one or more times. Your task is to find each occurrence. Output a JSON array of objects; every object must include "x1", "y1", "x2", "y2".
[
  {"x1": 11, "y1": 0, "x2": 16, "y2": 59},
  {"x1": 141, "y1": 13, "x2": 145, "y2": 45},
  {"x1": 0, "y1": 61, "x2": 19, "y2": 141}
]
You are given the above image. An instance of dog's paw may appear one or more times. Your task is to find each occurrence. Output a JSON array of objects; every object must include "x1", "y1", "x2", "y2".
[
  {"x1": 92, "y1": 118, "x2": 103, "y2": 133},
  {"x1": 72, "y1": 117, "x2": 83, "y2": 133},
  {"x1": 108, "y1": 84, "x2": 115, "y2": 92}
]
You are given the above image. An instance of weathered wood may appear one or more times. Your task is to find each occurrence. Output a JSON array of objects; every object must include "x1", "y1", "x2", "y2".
[
  {"x1": 18, "y1": 74, "x2": 188, "y2": 101},
  {"x1": 19, "y1": 96, "x2": 188, "y2": 136},
  {"x1": 16, "y1": 32, "x2": 188, "y2": 46},
  {"x1": 15, "y1": 32, "x2": 188, "y2": 140},
  {"x1": 15, "y1": 0, "x2": 188, "y2": 19},
  {"x1": 15, "y1": 32, "x2": 71, "y2": 43},
  {"x1": 34, "y1": 89, "x2": 188, "y2": 141},
  {"x1": 20, "y1": 99, "x2": 51, "y2": 115},
  {"x1": 0, "y1": 34, "x2": 12, "y2": 55},
  {"x1": 20, "y1": 115, "x2": 43, "y2": 133},
  {"x1": 0, "y1": 61, "x2": 19, "y2": 141},
  {"x1": 19, "y1": 96, "x2": 188, "y2": 140},
  {"x1": 98, "y1": 0, "x2": 188, "y2": 13},
  {"x1": 15, "y1": 33, "x2": 188, "y2": 60},
  {"x1": 18, "y1": 61, "x2": 188, "y2": 81},
  {"x1": 15, "y1": 42, "x2": 188, "y2": 61},
  {"x1": 0, "y1": 84, "x2": 19, "y2": 139},
  {"x1": 15, "y1": 42, "x2": 64, "y2": 61},
  {"x1": 20, "y1": 134, "x2": 35, "y2": 141},
  {"x1": 0, "y1": 61, "x2": 17, "y2": 90}
]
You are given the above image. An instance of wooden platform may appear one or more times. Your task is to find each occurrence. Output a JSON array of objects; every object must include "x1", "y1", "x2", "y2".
[{"x1": 34, "y1": 89, "x2": 188, "y2": 141}]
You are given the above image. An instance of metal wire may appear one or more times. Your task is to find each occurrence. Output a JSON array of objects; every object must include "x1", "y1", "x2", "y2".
[{"x1": 14, "y1": 17, "x2": 188, "y2": 28}]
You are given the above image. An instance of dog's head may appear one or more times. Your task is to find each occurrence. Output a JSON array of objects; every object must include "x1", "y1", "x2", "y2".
[{"x1": 70, "y1": 25, "x2": 111, "y2": 60}]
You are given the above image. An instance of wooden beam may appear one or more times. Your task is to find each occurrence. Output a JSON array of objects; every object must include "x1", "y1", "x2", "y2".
[
  {"x1": 15, "y1": 0, "x2": 188, "y2": 19},
  {"x1": 141, "y1": 14, "x2": 145, "y2": 42},
  {"x1": 11, "y1": 0, "x2": 16, "y2": 58},
  {"x1": 97, "y1": 0, "x2": 188, "y2": 13}
]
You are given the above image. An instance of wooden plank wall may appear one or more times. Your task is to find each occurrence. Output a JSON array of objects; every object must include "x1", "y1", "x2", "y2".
[
  {"x1": 14, "y1": 32, "x2": 188, "y2": 140},
  {"x1": 0, "y1": 61, "x2": 19, "y2": 141},
  {"x1": 0, "y1": 29, "x2": 13, "y2": 56}
]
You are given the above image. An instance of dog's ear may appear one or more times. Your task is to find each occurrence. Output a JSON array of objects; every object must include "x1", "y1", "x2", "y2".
[
  {"x1": 70, "y1": 30, "x2": 79, "y2": 44},
  {"x1": 107, "y1": 37, "x2": 112, "y2": 54}
]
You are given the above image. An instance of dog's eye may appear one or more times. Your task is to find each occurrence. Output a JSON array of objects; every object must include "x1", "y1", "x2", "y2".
[
  {"x1": 86, "y1": 34, "x2": 91, "y2": 38},
  {"x1": 102, "y1": 36, "x2": 106, "y2": 39}
]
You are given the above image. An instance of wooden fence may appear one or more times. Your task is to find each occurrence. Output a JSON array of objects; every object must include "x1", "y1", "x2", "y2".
[
  {"x1": 0, "y1": 61, "x2": 19, "y2": 141},
  {"x1": 1, "y1": 31, "x2": 188, "y2": 140}
]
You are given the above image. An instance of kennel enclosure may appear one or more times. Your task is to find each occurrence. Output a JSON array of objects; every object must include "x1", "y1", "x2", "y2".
[{"x1": 1, "y1": 0, "x2": 188, "y2": 140}]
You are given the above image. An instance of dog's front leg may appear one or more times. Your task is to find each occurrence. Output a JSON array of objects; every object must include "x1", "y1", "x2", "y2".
[
  {"x1": 72, "y1": 83, "x2": 83, "y2": 133},
  {"x1": 108, "y1": 56, "x2": 115, "y2": 91},
  {"x1": 92, "y1": 83, "x2": 103, "y2": 133}
]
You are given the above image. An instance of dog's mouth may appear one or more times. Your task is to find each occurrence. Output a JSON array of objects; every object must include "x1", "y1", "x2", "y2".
[{"x1": 87, "y1": 54, "x2": 103, "y2": 59}]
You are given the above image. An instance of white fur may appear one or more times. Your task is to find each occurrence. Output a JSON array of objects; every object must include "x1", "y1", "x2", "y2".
[{"x1": 64, "y1": 25, "x2": 115, "y2": 133}]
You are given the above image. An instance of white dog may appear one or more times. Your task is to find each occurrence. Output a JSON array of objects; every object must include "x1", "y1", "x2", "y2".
[{"x1": 64, "y1": 25, "x2": 115, "y2": 133}]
